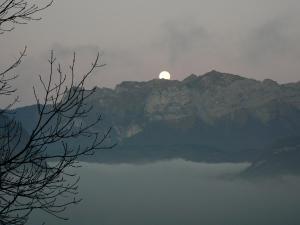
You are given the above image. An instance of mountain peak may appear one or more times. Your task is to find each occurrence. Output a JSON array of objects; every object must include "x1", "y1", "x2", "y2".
[
  {"x1": 262, "y1": 79, "x2": 278, "y2": 86},
  {"x1": 202, "y1": 70, "x2": 243, "y2": 79},
  {"x1": 183, "y1": 74, "x2": 198, "y2": 83},
  {"x1": 198, "y1": 70, "x2": 245, "y2": 87}
]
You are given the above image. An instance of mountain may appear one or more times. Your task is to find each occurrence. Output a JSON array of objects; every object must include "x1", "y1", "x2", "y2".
[
  {"x1": 0, "y1": 114, "x2": 29, "y2": 152},
  {"x1": 242, "y1": 136, "x2": 300, "y2": 177},
  {"x1": 12, "y1": 70, "x2": 300, "y2": 174}
]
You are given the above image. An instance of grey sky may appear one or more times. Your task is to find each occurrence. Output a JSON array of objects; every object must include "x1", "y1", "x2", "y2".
[{"x1": 1, "y1": 0, "x2": 300, "y2": 106}]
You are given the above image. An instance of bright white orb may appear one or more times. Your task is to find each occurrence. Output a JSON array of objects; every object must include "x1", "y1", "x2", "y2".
[{"x1": 159, "y1": 71, "x2": 171, "y2": 80}]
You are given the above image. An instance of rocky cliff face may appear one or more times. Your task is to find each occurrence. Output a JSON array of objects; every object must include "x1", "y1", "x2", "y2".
[
  {"x1": 12, "y1": 70, "x2": 300, "y2": 165},
  {"x1": 87, "y1": 70, "x2": 300, "y2": 147}
]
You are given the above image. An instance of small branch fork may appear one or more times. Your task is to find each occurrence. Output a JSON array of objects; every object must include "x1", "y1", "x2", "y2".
[{"x1": 0, "y1": 0, "x2": 53, "y2": 34}]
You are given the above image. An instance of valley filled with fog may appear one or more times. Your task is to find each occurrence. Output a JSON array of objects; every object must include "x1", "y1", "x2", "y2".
[{"x1": 29, "y1": 159, "x2": 300, "y2": 225}]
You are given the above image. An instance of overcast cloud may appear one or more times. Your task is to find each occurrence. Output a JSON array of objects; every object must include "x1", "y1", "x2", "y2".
[{"x1": 0, "y1": 0, "x2": 300, "y2": 106}]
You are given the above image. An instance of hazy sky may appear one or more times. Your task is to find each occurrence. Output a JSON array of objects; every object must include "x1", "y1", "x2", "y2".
[{"x1": 1, "y1": 0, "x2": 300, "y2": 106}]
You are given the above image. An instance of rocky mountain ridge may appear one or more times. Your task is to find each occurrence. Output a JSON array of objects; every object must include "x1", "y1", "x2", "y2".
[
  {"x1": 11, "y1": 70, "x2": 300, "y2": 174},
  {"x1": 87, "y1": 70, "x2": 300, "y2": 143}
]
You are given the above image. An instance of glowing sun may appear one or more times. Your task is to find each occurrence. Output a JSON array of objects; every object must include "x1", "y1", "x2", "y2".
[{"x1": 159, "y1": 71, "x2": 171, "y2": 80}]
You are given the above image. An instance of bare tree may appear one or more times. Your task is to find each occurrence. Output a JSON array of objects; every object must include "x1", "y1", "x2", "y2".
[
  {"x1": 0, "y1": 1, "x2": 113, "y2": 225},
  {"x1": 0, "y1": 0, "x2": 54, "y2": 108},
  {"x1": 1, "y1": 51, "x2": 113, "y2": 225}
]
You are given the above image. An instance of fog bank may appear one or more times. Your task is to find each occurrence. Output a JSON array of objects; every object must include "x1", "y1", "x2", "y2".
[{"x1": 29, "y1": 160, "x2": 300, "y2": 225}]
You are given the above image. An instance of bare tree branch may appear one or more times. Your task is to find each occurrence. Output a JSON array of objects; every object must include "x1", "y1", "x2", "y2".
[
  {"x1": 0, "y1": 51, "x2": 114, "y2": 225},
  {"x1": 0, "y1": 2, "x2": 114, "y2": 224},
  {"x1": 0, "y1": 0, "x2": 53, "y2": 34}
]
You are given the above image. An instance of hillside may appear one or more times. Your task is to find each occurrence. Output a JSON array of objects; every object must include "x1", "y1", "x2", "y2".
[{"x1": 12, "y1": 70, "x2": 300, "y2": 174}]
